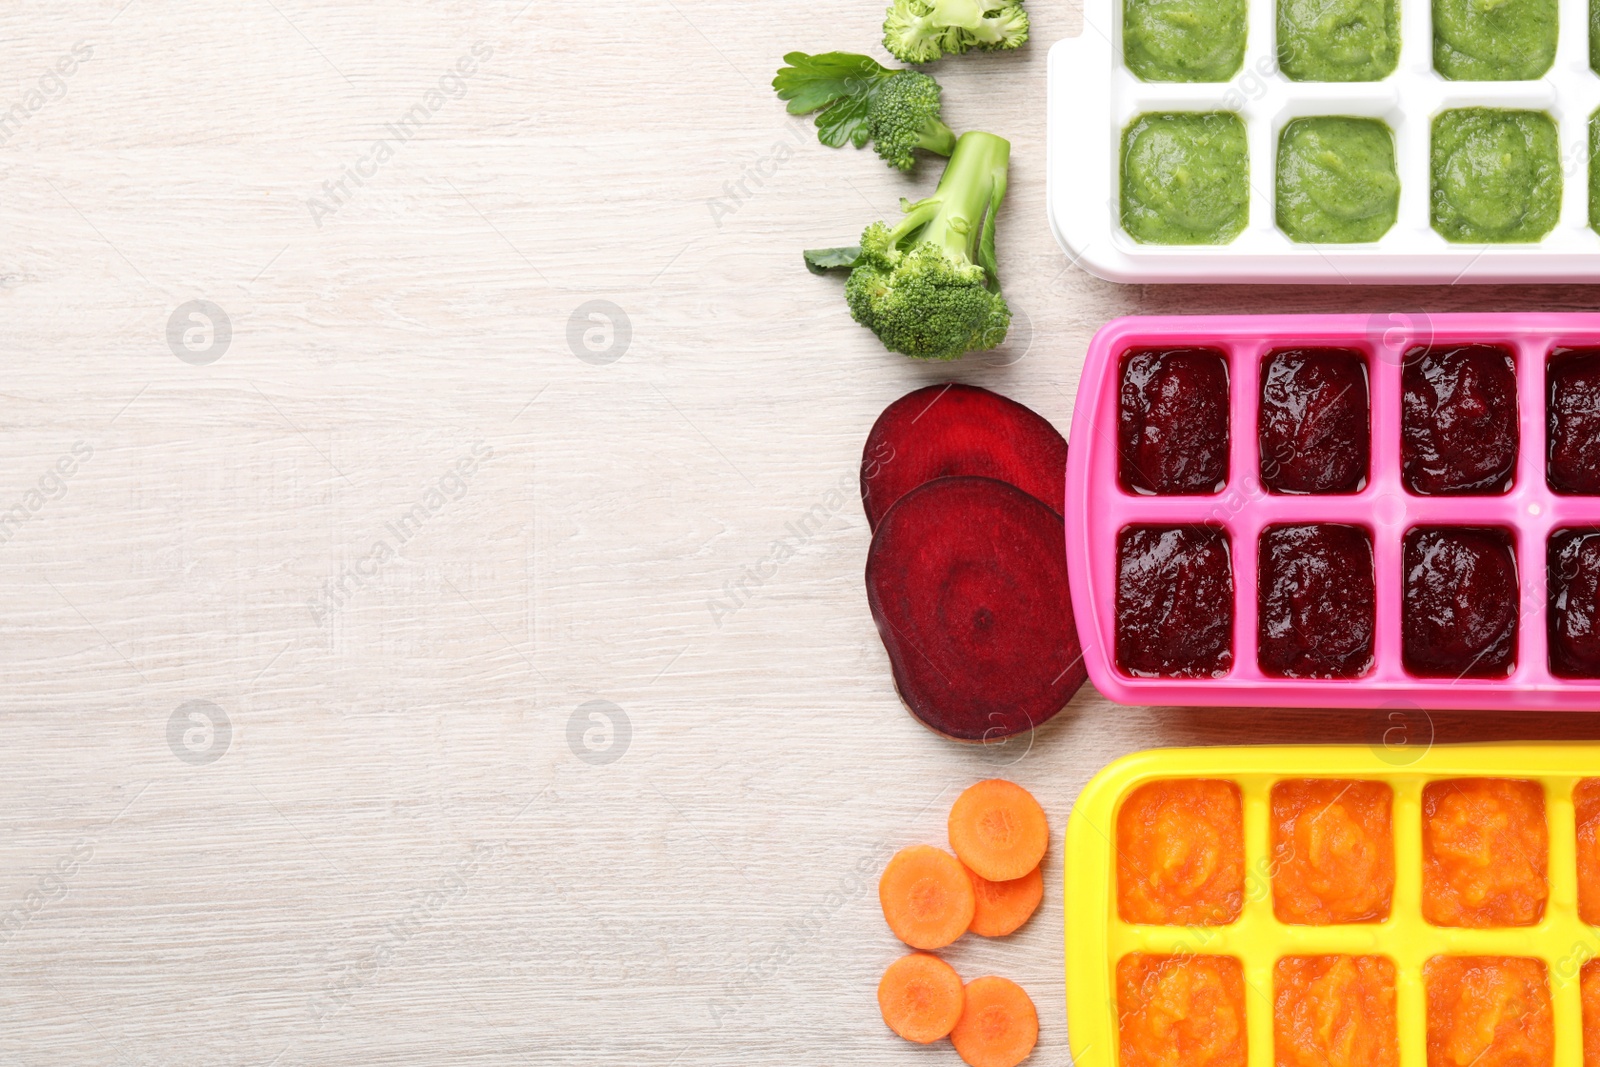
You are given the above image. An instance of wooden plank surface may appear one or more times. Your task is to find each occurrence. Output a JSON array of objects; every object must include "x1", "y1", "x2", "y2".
[{"x1": 4, "y1": 1, "x2": 1600, "y2": 1063}]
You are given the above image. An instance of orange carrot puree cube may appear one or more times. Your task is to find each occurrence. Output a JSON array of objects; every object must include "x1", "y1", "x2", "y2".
[
  {"x1": 1274, "y1": 956, "x2": 1397, "y2": 1067},
  {"x1": 1271, "y1": 780, "x2": 1394, "y2": 925},
  {"x1": 1422, "y1": 779, "x2": 1547, "y2": 928},
  {"x1": 1118, "y1": 779, "x2": 1244, "y2": 926},
  {"x1": 1425, "y1": 956, "x2": 1552, "y2": 1067},
  {"x1": 1118, "y1": 953, "x2": 1247, "y2": 1067}
]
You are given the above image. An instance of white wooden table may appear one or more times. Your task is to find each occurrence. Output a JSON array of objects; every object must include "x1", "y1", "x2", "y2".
[{"x1": 4, "y1": 2, "x2": 1600, "y2": 1064}]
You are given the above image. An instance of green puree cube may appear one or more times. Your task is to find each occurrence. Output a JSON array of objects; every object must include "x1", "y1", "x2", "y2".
[
  {"x1": 1121, "y1": 113, "x2": 1249, "y2": 244},
  {"x1": 1125, "y1": 0, "x2": 1246, "y2": 81},
  {"x1": 1277, "y1": 0, "x2": 1399, "y2": 81},
  {"x1": 1276, "y1": 117, "x2": 1399, "y2": 243},
  {"x1": 1431, "y1": 109, "x2": 1560, "y2": 243},
  {"x1": 1434, "y1": 0, "x2": 1555, "y2": 79},
  {"x1": 1591, "y1": 110, "x2": 1600, "y2": 234},
  {"x1": 1593, "y1": 0, "x2": 1600, "y2": 72}
]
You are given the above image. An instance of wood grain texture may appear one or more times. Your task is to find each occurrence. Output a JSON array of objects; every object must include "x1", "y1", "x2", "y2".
[{"x1": 3, "y1": 1, "x2": 1600, "y2": 1064}]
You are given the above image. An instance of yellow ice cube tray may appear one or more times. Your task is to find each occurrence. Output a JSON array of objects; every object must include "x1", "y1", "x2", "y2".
[{"x1": 1065, "y1": 743, "x2": 1600, "y2": 1067}]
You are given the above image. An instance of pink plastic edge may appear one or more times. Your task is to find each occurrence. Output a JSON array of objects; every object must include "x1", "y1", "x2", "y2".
[{"x1": 1066, "y1": 312, "x2": 1600, "y2": 712}]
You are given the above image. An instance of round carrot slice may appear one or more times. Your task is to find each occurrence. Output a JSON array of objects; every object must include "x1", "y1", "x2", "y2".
[
  {"x1": 951, "y1": 975, "x2": 1039, "y2": 1067},
  {"x1": 949, "y1": 780, "x2": 1049, "y2": 881},
  {"x1": 879, "y1": 845, "x2": 975, "y2": 949},
  {"x1": 877, "y1": 952, "x2": 965, "y2": 1043},
  {"x1": 966, "y1": 863, "x2": 1044, "y2": 937}
]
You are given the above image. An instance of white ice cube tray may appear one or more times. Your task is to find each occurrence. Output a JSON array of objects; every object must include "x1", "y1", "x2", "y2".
[{"x1": 1045, "y1": 0, "x2": 1600, "y2": 282}]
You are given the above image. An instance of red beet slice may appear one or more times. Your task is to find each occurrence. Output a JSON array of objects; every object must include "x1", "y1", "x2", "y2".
[
  {"x1": 865, "y1": 476, "x2": 1085, "y2": 742},
  {"x1": 861, "y1": 384, "x2": 1067, "y2": 531}
]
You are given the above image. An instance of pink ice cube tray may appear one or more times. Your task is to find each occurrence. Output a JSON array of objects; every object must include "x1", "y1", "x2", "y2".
[{"x1": 1065, "y1": 312, "x2": 1600, "y2": 710}]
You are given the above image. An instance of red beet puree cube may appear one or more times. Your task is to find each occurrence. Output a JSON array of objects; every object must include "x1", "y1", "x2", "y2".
[
  {"x1": 1549, "y1": 529, "x2": 1600, "y2": 677},
  {"x1": 1119, "y1": 348, "x2": 1230, "y2": 496},
  {"x1": 1258, "y1": 348, "x2": 1369, "y2": 494},
  {"x1": 1548, "y1": 350, "x2": 1600, "y2": 495},
  {"x1": 1117, "y1": 525, "x2": 1233, "y2": 677},
  {"x1": 1258, "y1": 524, "x2": 1374, "y2": 679},
  {"x1": 1401, "y1": 345, "x2": 1518, "y2": 496},
  {"x1": 1403, "y1": 527, "x2": 1518, "y2": 677}
]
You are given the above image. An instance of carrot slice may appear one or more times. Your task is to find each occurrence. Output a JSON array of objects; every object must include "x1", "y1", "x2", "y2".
[
  {"x1": 879, "y1": 844, "x2": 976, "y2": 949},
  {"x1": 878, "y1": 953, "x2": 965, "y2": 1043},
  {"x1": 949, "y1": 780, "x2": 1049, "y2": 882},
  {"x1": 966, "y1": 863, "x2": 1044, "y2": 937},
  {"x1": 951, "y1": 975, "x2": 1039, "y2": 1067}
]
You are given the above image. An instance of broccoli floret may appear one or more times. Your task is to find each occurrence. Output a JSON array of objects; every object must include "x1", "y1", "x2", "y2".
[
  {"x1": 868, "y1": 70, "x2": 957, "y2": 170},
  {"x1": 773, "y1": 52, "x2": 956, "y2": 171},
  {"x1": 883, "y1": 0, "x2": 1030, "y2": 64},
  {"x1": 806, "y1": 132, "x2": 1012, "y2": 361}
]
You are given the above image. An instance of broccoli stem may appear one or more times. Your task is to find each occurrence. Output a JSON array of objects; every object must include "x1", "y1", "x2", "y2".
[
  {"x1": 897, "y1": 131, "x2": 1010, "y2": 268},
  {"x1": 931, "y1": 0, "x2": 997, "y2": 31},
  {"x1": 919, "y1": 119, "x2": 959, "y2": 158}
]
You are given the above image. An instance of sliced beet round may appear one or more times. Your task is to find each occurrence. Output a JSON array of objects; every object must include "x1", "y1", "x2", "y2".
[
  {"x1": 861, "y1": 384, "x2": 1067, "y2": 531},
  {"x1": 866, "y1": 476, "x2": 1086, "y2": 742}
]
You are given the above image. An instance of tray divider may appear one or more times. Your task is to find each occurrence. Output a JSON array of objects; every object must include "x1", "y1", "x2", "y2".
[
  {"x1": 1548, "y1": 775, "x2": 1581, "y2": 920},
  {"x1": 1394, "y1": 71, "x2": 1434, "y2": 240},
  {"x1": 1394, "y1": 952, "x2": 1429, "y2": 1067},
  {"x1": 1396, "y1": 0, "x2": 1433, "y2": 79},
  {"x1": 1242, "y1": 775, "x2": 1278, "y2": 1067},
  {"x1": 1545, "y1": 776, "x2": 1588, "y2": 1067},
  {"x1": 1557, "y1": 88, "x2": 1591, "y2": 236},
  {"x1": 1365, "y1": 327, "x2": 1408, "y2": 686},
  {"x1": 1244, "y1": 96, "x2": 1277, "y2": 246},
  {"x1": 1552, "y1": 964, "x2": 1585, "y2": 1067},
  {"x1": 1516, "y1": 336, "x2": 1557, "y2": 684},
  {"x1": 1230, "y1": 518, "x2": 1264, "y2": 681},
  {"x1": 1242, "y1": 953, "x2": 1277, "y2": 1067},
  {"x1": 1389, "y1": 776, "x2": 1430, "y2": 1067},
  {"x1": 1229, "y1": 343, "x2": 1266, "y2": 680}
]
